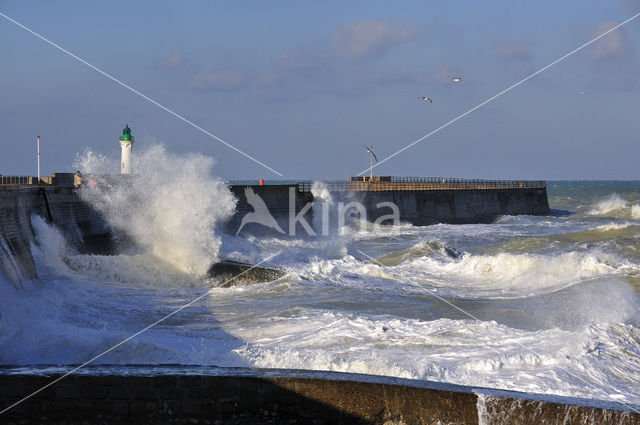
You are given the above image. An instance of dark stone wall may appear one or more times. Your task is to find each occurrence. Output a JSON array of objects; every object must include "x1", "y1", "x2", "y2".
[
  {"x1": 340, "y1": 188, "x2": 550, "y2": 225},
  {"x1": 0, "y1": 187, "x2": 112, "y2": 285},
  {"x1": 479, "y1": 394, "x2": 639, "y2": 425},
  {"x1": 225, "y1": 185, "x2": 550, "y2": 236},
  {"x1": 0, "y1": 373, "x2": 637, "y2": 425},
  {"x1": 226, "y1": 185, "x2": 314, "y2": 236},
  {"x1": 0, "y1": 189, "x2": 43, "y2": 281}
]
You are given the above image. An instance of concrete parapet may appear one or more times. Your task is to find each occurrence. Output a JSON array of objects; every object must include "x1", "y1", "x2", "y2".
[{"x1": 0, "y1": 369, "x2": 637, "y2": 424}]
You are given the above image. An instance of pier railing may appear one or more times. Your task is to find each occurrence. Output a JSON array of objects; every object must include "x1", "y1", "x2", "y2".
[
  {"x1": 0, "y1": 174, "x2": 63, "y2": 186},
  {"x1": 298, "y1": 177, "x2": 546, "y2": 193},
  {"x1": 0, "y1": 176, "x2": 35, "y2": 185}
]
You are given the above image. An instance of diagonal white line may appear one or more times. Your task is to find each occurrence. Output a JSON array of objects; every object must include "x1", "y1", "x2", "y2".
[
  {"x1": 0, "y1": 250, "x2": 283, "y2": 415},
  {"x1": 355, "y1": 249, "x2": 640, "y2": 415},
  {"x1": 357, "y1": 11, "x2": 640, "y2": 176},
  {"x1": 0, "y1": 11, "x2": 283, "y2": 177}
]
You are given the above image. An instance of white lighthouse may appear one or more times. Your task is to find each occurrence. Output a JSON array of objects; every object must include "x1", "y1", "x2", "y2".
[{"x1": 119, "y1": 124, "x2": 134, "y2": 174}]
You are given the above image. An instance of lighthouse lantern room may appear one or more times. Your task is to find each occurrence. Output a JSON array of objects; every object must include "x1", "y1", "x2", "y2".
[{"x1": 119, "y1": 124, "x2": 134, "y2": 174}]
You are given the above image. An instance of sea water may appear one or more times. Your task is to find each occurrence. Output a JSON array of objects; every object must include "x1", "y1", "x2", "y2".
[{"x1": 0, "y1": 148, "x2": 639, "y2": 408}]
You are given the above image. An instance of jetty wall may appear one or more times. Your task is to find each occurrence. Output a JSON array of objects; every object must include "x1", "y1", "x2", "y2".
[
  {"x1": 0, "y1": 370, "x2": 637, "y2": 425},
  {"x1": 0, "y1": 186, "x2": 111, "y2": 284},
  {"x1": 336, "y1": 187, "x2": 550, "y2": 225},
  {"x1": 0, "y1": 181, "x2": 550, "y2": 282},
  {"x1": 226, "y1": 184, "x2": 314, "y2": 236},
  {"x1": 226, "y1": 181, "x2": 550, "y2": 236}
]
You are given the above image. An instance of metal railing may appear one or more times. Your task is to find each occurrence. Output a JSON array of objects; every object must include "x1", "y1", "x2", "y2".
[
  {"x1": 0, "y1": 176, "x2": 34, "y2": 185},
  {"x1": 298, "y1": 177, "x2": 546, "y2": 193},
  {"x1": 0, "y1": 175, "x2": 60, "y2": 186}
]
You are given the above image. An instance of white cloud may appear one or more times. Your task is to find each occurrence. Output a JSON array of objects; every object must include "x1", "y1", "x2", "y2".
[
  {"x1": 586, "y1": 21, "x2": 630, "y2": 60},
  {"x1": 189, "y1": 70, "x2": 247, "y2": 91},
  {"x1": 496, "y1": 42, "x2": 530, "y2": 62},
  {"x1": 332, "y1": 19, "x2": 416, "y2": 61},
  {"x1": 160, "y1": 53, "x2": 186, "y2": 70}
]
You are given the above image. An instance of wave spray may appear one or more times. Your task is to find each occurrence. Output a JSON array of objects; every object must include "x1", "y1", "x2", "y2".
[{"x1": 74, "y1": 145, "x2": 236, "y2": 276}]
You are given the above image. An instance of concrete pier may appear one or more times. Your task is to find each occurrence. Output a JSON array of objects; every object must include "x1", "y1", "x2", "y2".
[
  {"x1": 1, "y1": 174, "x2": 551, "y2": 243},
  {"x1": 227, "y1": 177, "x2": 550, "y2": 236}
]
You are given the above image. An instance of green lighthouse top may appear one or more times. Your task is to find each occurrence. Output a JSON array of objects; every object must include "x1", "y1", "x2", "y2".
[{"x1": 119, "y1": 124, "x2": 134, "y2": 142}]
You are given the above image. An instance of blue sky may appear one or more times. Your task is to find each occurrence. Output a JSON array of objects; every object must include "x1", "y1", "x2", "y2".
[{"x1": 1, "y1": 1, "x2": 639, "y2": 180}]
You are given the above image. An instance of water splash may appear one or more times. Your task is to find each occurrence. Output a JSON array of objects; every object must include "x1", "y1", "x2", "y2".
[
  {"x1": 311, "y1": 181, "x2": 333, "y2": 205},
  {"x1": 588, "y1": 194, "x2": 628, "y2": 216},
  {"x1": 74, "y1": 145, "x2": 236, "y2": 275}
]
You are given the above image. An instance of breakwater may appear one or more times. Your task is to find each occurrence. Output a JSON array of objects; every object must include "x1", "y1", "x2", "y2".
[
  {"x1": 0, "y1": 179, "x2": 300, "y2": 286},
  {"x1": 225, "y1": 184, "x2": 314, "y2": 236},
  {"x1": 303, "y1": 177, "x2": 550, "y2": 225},
  {"x1": 1, "y1": 368, "x2": 638, "y2": 424},
  {"x1": 227, "y1": 177, "x2": 550, "y2": 235},
  {"x1": 0, "y1": 186, "x2": 111, "y2": 284},
  {"x1": 1, "y1": 176, "x2": 550, "y2": 252}
]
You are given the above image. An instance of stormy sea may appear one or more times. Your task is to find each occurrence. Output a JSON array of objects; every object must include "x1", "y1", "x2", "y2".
[{"x1": 1, "y1": 147, "x2": 639, "y2": 409}]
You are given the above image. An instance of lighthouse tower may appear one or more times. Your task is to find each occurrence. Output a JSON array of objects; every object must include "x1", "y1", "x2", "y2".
[{"x1": 119, "y1": 124, "x2": 134, "y2": 174}]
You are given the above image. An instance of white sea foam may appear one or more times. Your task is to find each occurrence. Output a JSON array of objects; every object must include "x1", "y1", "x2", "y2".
[
  {"x1": 74, "y1": 145, "x2": 236, "y2": 276},
  {"x1": 301, "y1": 248, "x2": 625, "y2": 298},
  {"x1": 29, "y1": 214, "x2": 205, "y2": 288},
  {"x1": 586, "y1": 194, "x2": 640, "y2": 220},
  {"x1": 594, "y1": 223, "x2": 631, "y2": 232},
  {"x1": 404, "y1": 250, "x2": 625, "y2": 295},
  {"x1": 588, "y1": 194, "x2": 628, "y2": 216},
  {"x1": 31, "y1": 214, "x2": 73, "y2": 275},
  {"x1": 229, "y1": 309, "x2": 640, "y2": 405}
]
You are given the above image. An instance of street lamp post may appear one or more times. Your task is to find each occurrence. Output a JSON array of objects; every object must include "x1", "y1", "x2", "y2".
[{"x1": 37, "y1": 135, "x2": 40, "y2": 184}]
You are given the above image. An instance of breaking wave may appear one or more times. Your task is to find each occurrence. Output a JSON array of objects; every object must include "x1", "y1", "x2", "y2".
[
  {"x1": 588, "y1": 194, "x2": 640, "y2": 219},
  {"x1": 74, "y1": 145, "x2": 236, "y2": 275},
  {"x1": 300, "y1": 241, "x2": 634, "y2": 298},
  {"x1": 230, "y1": 310, "x2": 640, "y2": 405}
]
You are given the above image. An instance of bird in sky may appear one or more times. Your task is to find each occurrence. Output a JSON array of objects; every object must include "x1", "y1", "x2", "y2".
[
  {"x1": 418, "y1": 96, "x2": 433, "y2": 103},
  {"x1": 452, "y1": 77, "x2": 462, "y2": 82},
  {"x1": 578, "y1": 89, "x2": 586, "y2": 95}
]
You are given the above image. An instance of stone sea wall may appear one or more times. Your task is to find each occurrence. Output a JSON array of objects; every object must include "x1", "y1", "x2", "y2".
[
  {"x1": 0, "y1": 371, "x2": 637, "y2": 425},
  {"x1": 0, "y1": 187, "x2": 111, "y2": 285}
]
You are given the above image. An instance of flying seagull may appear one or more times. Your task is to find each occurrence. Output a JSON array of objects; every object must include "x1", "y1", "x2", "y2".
[
  {"x1": 452, "y1": 77, "x2": 462, "y2": 82},
  {"x1": 418, "y1": 96, "x2": 433, "y2": 103},
  {"x1": 578, "y1": 89, "x2": 586, "y2": 95}
]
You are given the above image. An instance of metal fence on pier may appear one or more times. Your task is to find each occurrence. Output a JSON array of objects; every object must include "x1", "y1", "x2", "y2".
[
  {"x1": 0, "y1": 176, "x2": 34, "y2": 185},
  {"x1": 298, "y1": 177, "x2": 546, "y2": 193}
]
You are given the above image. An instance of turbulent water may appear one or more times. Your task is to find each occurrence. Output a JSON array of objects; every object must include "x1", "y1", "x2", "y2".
[{"x1": 0, "y1": 150, "x2": 639, "y2": 408}]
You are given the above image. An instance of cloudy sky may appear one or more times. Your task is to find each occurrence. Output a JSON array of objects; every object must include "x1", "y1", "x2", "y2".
[{"x1": 1, "y1": 1, "x2": 639, "y2": 180}]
